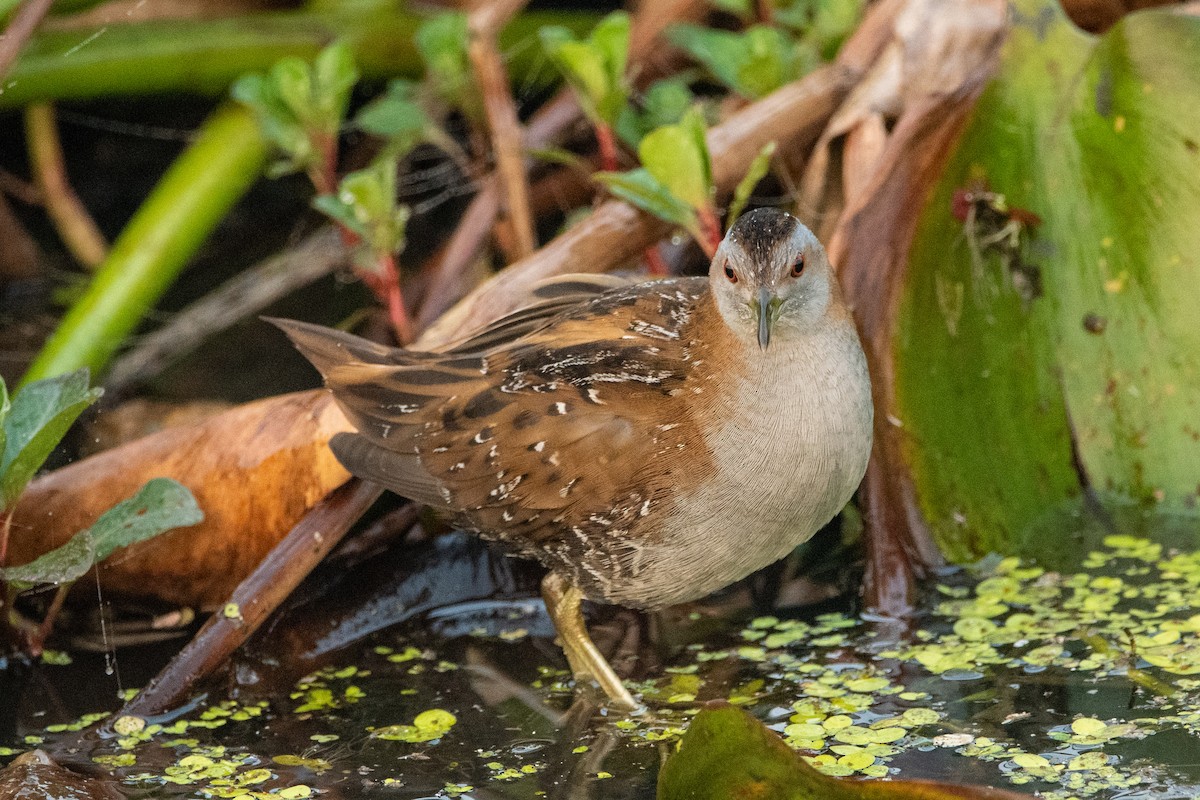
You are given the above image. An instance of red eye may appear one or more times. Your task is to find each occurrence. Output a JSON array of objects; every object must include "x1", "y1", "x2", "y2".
[
  {"x1": 723, "y1": 264, "x2": 738, "y2": 283},
  {"x1": 791, "y1": 255, "x2": 805, "y2": 277}
]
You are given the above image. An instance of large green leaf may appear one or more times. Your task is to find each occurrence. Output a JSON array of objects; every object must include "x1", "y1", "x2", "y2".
[
  {"x1": 0, "y1": 478, "x2": 202, "y2": 591},
  {"x1": 593, "y1": 168, "x2": 697, "y2": 231},
  {"x1": 0, "y1": 369, "x2": 101, "y2": 511},
  {"x1": 658, "y1": 703, "x2": 1028, "y2": 799},
  {"x1": 894, "y1": 2, "x2": 1200, "y2": 561}
]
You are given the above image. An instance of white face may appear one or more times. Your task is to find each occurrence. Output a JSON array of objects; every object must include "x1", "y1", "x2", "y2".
[{"x1": 709, "y1": 209, "x2": 834, "y2": 348}]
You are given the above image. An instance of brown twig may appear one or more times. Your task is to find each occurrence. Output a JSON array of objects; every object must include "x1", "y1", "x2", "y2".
[
  {"x1": 0, "y1": 192, "x2": 43, "y2": 280},
  {"x1": 24, "y1": 103, "x2": 109, "y2": 270},
  {"x1": 468, "y1": 0, "x2": 536, "y2": 261},
  {"x1": 0, "y1": 0, "x2": 55, "y2": 78},
  {"x1": 115, "y1": 479, "x2": 386, "y2": 719}
]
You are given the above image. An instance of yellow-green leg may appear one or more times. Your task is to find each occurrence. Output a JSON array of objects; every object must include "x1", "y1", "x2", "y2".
[{"x1": 541, "y1": 572, "x2": 638, "y2": 711}]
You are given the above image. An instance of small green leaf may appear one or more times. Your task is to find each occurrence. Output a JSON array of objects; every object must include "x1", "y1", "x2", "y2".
[
  {"x1": 355, "y1": 80, "x2": 433, "y2": 158},
  {"x1": 312, "y1": 40, "x2": 358, "y2": 134},
  {"x1": 231, "y1": 72, "x2": 311, "y2": 166},
  {"x1": 638, "y1": 107, "x2": 713, "y2": 213},
  {"x1": 271, "y1": 57, "x2": 315, "y2": 125},
  {"x1": 1, "y1": 369, "x2": 101, "y2": 511},
  {"x1": 640, "y1": 77, "x2": 696, "y2": 132},
  {"x1": 594, "y1": 168, "x2": 697, "y2": 232},
  {"x1": 312, "y1": 194, "x2": 368, "y2": 240},
  {"x1": 669, "y1": 24, "x2": 801, "y2": 100},
  {"x1": 0, "y1": 478, "x2": 202, "y2": 592},
  {"x1": 0, "y1": 532, "x2": 96, "y2": 590},
  {"x1": 776, "y1": 0, "x2": 866, "y2": 60},
  {"x1": 617, "y1": 75, "x2": 697, "y2": 148},
  {"x1": 231, "y1": 41, "x2": 358, "y2": 177},
  {"x1": 417, "y1": 12, "x2": 479, "y2": 122},
  {"x1": 728, "y1": 141, "x2": 777, "y2": 225},
  {"x1": 541, "y1": 12, "x2": 630, "y2": 127},
  {"x1": 314, "y1": 156, "x2": 410, "y2": 261}
]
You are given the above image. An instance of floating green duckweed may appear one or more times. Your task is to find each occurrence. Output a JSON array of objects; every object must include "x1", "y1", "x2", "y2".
[{"x1": 372, "y1": 708, "x2": 457, "y2": 743}]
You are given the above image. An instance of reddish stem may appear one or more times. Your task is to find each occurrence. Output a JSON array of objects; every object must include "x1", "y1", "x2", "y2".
[
  {"x1": 643, "y1": 243, "x2": 669, "y2": 276},
  {"x1": 372, "y1": 252, "x2": 413, "y2": 344},
  {"x1": 595, "y1": 122, "x2": 620, "y2": 173},
  {"x1": 308, "y1": 132, "x2": 339, "y2": 197},
  {"x1": 0, "y1": 510, "x2": 10, "y2": 567},
  {"x1": 29, "y1": 584, "x2": 69, "y2": 658},
  {"x1": 696, "y1": 204, "x2": 723, "y2": 260}
]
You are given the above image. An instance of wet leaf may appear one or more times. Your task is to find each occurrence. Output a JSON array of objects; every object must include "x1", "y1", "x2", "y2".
[
  {"x1": 0, "y1": 368, "x2": 101, "y2": 511},
  {"x1": 0, "y1": 478, "x2": 202, "y2": 591},
  {"x1": 658, "y1": 703, "x2": 1032, "y2": 800},
  {"x1": 895, "y1": 0, "x2": 1200, "y2": 560}
]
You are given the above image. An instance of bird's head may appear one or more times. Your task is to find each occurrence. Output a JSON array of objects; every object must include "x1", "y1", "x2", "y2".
[{"x1": 708, "y1": 208, "x2": 838, "y2": 349}]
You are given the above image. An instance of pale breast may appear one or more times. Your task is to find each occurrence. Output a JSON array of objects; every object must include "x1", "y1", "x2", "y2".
[{"x1": 600, "y1": 318, "x2": 873, "y2": 608}]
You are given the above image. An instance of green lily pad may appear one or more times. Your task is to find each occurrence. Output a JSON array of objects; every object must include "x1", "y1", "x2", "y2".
[{"x1": 894, "y1": 0, "x2": 1200, "y2": 561}]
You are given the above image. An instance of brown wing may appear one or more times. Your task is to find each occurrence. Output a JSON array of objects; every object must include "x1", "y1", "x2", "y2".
[
  {"x1": 437, "y1": 273, "x2": 638, "y2": 354},
  {"x1": 274, "y1": 276, "x2": 709, "y2": 555}
]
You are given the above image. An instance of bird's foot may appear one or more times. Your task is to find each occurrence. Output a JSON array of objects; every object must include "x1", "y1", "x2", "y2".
[{"x1": 541, "y1": 572, "x2": 639, "y2": 712}]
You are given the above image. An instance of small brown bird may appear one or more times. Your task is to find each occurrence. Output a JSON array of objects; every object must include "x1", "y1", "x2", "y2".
[{"x1": 275, "y1": 208, "x2": 873, "y2": 709}]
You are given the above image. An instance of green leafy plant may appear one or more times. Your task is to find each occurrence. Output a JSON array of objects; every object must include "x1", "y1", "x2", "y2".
[
  {"x1": 0, "y1": 370, "x2": 101, "y2": 513},
  {"x1": 416, "y1": 12, "x2": 482, "y2": 125},
  {"x1": 596, "y1": 107, "x2": 718, "y2": 255},
  {"x1": 231, "y1": 41, "x2": 358, "y2": 191},
  {"x1": 0, "y1": 371, "x2": 203, "y2": 656},
  {"x1": 541, "y1": 11, "x2": 631, "y2": 169},
  {"x1": 669, "y1": 23, "x2": 804, "y2": 100},
  {"x1": 702, "y1": 0, "x2": 863, "y2": 60},
  {"x1": 614, "y1": 75, "x2": 698, "y2": 149},
  {"x1": 313, "y1": 155, "x2": 412, "y2": 341},
  {"x1": 234, "y1": 41, "x2": 443, "y2": 342}
]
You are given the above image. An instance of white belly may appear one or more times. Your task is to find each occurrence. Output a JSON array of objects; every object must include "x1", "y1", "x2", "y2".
[{"x1": 605, "y1": 323, "x2": 873, "y2": 608}]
